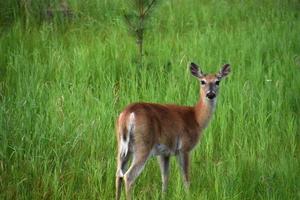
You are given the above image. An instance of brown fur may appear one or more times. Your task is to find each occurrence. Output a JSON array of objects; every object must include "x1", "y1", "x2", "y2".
[{"x1": 115, "y1": 63, "x2": 230, "y2": 200}]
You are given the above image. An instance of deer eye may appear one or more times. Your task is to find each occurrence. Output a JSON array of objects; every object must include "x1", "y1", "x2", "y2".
[
  {"x1": 215, "y1": 80, "x2": 220, "y2": 85},
  {"x1": 201, "y1": 80, "x2": 206, "y2": 85}
]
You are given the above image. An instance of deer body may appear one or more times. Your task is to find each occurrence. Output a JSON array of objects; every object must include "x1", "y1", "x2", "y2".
[
  {"x1": 118, "y1": 101, "x2": 213, "y2": 155},
  {"x1": 115, "y1": 63, "x2": 231, "y2": 200}
]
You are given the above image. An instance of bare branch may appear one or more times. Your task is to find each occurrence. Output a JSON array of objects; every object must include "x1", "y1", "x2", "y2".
[
  {"x1": 123, "y1": 14, "x2": 135, "y2": 30},
  {"x1": 143, "y1": 0, "x2": 156, "y2": 17}
]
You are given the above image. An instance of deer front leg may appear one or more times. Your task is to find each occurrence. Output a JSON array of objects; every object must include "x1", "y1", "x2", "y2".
[
  {"x1": 157, "y1": 155, "x2": 170, "y2": 192},
  {"x1": 177, "y1": 151, "x2": 190, "y2": 189}
]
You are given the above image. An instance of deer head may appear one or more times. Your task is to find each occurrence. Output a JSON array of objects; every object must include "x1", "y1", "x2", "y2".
[{"x1": 190, "y1": 62, "x2": 231, "y2": 101}]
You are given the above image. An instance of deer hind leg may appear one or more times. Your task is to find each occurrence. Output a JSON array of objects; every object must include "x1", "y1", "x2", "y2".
[
  {"x1": 116, "y1": 112, "x2": 136, "y2": 200},
  {"x1": 177, "y1": 151, "x2": 190, "y2": 189},
  {"x1": 116, "y1": 152, "x2": 131, "y2": 200},
  {"x1": 124, "y1": 147, "x2": 151, "y2": 200},
  {"x1": 157, "y1": 155, "x2": 170, "y2": 192}
]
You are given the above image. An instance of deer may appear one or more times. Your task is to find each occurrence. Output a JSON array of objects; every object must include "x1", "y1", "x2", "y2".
[{"x1": 115, "y1": 62, "x2": 231, "y2": 200}]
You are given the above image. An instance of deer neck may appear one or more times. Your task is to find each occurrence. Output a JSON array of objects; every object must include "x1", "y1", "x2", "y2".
[{"x1": 195, "y1": 89, "x2": 216, "y2": 129}]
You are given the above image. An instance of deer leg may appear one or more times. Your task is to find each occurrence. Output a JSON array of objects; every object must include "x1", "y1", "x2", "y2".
[
  {"x1": 116, "y1": 152, "x2": 131, "y2": 200},
  {"x1": 124, "y1": 148, "x2": 150, "y2": 200},
  {"x1": 177, "y1": 151, "x2": 190, "y2": 189},
  {"x1": 157, "y1": 155, "x2": 170, "y2": 192}
]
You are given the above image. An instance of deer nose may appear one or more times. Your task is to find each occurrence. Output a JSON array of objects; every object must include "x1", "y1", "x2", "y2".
[{"x1": 206, "y1": 92, "x2": 216, "y2": 99}]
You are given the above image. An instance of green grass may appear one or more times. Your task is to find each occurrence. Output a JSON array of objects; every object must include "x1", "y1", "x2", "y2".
[{"x1": 0, "y1": 0, "x2": 300, "y2": 199}]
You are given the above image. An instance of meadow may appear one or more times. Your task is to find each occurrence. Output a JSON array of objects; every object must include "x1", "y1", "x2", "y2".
[{"x1": 0, "y1": 0, "x2": 300, "y2": 199}]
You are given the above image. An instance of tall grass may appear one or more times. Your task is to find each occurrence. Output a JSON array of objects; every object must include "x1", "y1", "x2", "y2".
[{"x1": 0, "y1": 0, "x2": 299, "y2": 199}]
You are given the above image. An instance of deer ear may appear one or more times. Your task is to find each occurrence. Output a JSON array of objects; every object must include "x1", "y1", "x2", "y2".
[
  {"x1": 218, "y1": 64, "x2": 231, "y2": 78},
  {"x1": 190, "y1": 62, "x2": 204, "y2": 78}
]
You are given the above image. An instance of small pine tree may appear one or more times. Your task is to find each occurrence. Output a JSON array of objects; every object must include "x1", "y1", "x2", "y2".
[{"x1": 123, "y1": 0, "x2": 158, "y2": 67}]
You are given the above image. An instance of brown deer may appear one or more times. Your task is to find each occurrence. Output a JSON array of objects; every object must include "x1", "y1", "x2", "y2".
[{"x1": 115, "y1": 62, "x2": 231, "y2": 200}]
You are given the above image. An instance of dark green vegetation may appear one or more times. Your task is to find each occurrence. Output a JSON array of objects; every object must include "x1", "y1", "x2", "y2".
[{"x1": 0, "y1": 0, "x2": 300, "y2": 199}]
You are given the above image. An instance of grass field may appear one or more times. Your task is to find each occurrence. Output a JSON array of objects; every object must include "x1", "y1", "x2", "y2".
[{"x1": 0, "y1": 0, "x2": 300, "y2": 199}]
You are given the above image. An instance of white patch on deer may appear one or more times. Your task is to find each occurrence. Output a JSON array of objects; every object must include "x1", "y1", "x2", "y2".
[
  {"x1": 128, "y1": 112, "x2": 135, "y2": 132},
  {"x1": 177, "y1": 138, "x2": 183, "y2": 150},
  {"x1": 117, "y1": 169, "x2": 124, "y2": 178},
  {"x1": 119, "y1": 112, "x2": 135, "y2": 159}
]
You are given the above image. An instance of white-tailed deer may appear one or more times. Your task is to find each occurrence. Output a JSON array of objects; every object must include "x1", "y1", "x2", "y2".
[{"x1": 115, "y1": 62, "x2": 231, "y2": 200}]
